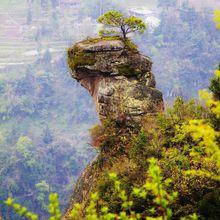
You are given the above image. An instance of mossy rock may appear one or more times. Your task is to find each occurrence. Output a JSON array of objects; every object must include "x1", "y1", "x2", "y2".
[
  {"x1": 117, "y1": 64, "x2": 142, "y2": 77},
  {"x1": 67, "y1": 49, "x2": 96, "y2": 70},
  {"x1": 124, "y1": 39, "x2": 138, "y2": 52}
]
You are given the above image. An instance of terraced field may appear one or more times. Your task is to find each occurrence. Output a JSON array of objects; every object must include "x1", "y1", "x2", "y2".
[
  {"x1": 0, "y1": 40, "x2": 68, "y2": 69},
  {"x1": 0, "y1": 0, "x2": 81, "y2": 70}
]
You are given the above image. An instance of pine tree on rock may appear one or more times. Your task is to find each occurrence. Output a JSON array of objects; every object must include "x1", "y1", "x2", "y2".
[{"x1": 98, "y1": 10, "x2": 147, "y2": 40}]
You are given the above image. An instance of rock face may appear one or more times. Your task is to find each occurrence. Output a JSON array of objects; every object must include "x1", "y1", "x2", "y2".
[{"x1": 68, "y1": 38, "x2": 163, "y2": 123}]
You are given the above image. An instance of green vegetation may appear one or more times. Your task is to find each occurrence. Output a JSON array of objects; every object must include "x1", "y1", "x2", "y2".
[
  {"x1": 68, "y1": 49, "x2": 96, "y2": 69},
  {"x1": 0, "y1": 62, "x2": 96, "y2": 219},
  {"x1": 116, "y1": 64, "x2": 142, "y2": 77},
  {"x1": 70, "y1": 158, "x2": 180, "y2": 220},
  {"x1": 48, "y1": 194, "x2": 62, "y2": 220},
  {"x1": 209, "y1": 67, "x2": 220, "y2": 100},
  {"x1": 5, "y1": 193, "x2": 62, "y2": 220},
  {"x1": 214, "y1": 10, "x2": 220, "y2": 29},
  {"x1": 5, "y1": 197, "x2": 38, "y2": 220},
  {"x1": 124, "y1": 39, "x2": 138, "y2": 52},
  {"x1": 67, "y1": 35, "x2": 131, "y2": 70},
  {"x1": 67, "y1": 37, "x2": 139, "y2": 77},
  {"x1": 138, "y1": 3, "x2": 219, "y2": 100},
  {"x1": 5, "y1": 66, "x2": 220, "y2": 219},
  {"x1": 98, "y1": 11, "x2": 146, "y2": 40},
  {"x1": 51, "y1": 11, "x2": 220, "y2": 219}
]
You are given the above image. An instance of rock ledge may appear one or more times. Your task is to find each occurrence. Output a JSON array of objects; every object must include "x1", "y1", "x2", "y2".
[{"x1": 68, "y1": 37, "x2": 163, "y2": 122}]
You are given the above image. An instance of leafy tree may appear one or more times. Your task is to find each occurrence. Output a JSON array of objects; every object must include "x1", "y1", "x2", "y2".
[
  {"x1": 16, "y1": 136, "x2": 33, "y2": 159},
  {"x1": 209, "y1": 13, "x2": 220, "y2": 130},
  {"x1": 98, "y1": 10, "x2": 146, "y2": 40},
  {"x1": 48, "y1": 194, "x2": 61, "y2": 220},
  {"x1": 185, "y1": 80, "x2": 220, "y2": 179},
  {"x1": 35, "y1": 181, "x2": 50, "y2": 211},
  {"x1": 209, "y1": 66, "x2": 220, "y2": 101},
  {"x1": 214, "y1": 10, "x2": 220, "y2": 29}
]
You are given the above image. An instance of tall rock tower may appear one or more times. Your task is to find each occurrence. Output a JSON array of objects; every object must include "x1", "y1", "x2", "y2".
[
  {"x1": 68, "y1": 38, "x2": 163, "y2": 124},
  {"x1": 63, "y1": 37, "x2": 164, "y2": 219}
]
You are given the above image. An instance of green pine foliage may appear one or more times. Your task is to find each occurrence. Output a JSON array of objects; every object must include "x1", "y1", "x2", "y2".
[{"x1": 98, "y1": 11, "x2": 146, "y2": 40}]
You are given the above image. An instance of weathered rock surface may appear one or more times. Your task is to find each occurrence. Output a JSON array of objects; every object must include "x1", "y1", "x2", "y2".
[{"x1": 68, "y1": 38, "x2": 163, "y2": 123}]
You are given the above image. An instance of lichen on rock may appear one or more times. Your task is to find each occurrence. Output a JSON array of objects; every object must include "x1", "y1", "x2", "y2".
[{"x1": 67, "y1": 37, "x2": 163, "y2": 123}]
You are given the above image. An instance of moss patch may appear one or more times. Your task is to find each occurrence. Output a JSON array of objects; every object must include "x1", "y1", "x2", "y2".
[
  {"x1": 117, "y1": 64, "x2": 142, "y2": 77},
  {"x1": 67, "y1": 36, "x2": 122, "y2": 70},
  {"x1": 67, "y1": 37, "x2": 139, "y2": 72},
  {"x1": 67, "y1": 49, "x2": 96, "y2": 70},
  {"x1": 124, "y1": 39, "x2": 138, "y2": 52}
]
